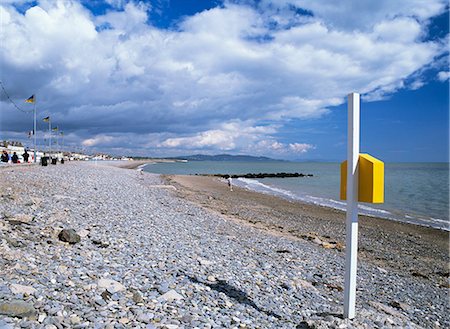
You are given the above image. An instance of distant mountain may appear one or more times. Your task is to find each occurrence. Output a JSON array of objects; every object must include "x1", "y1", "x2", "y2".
[{"x1": 171, "y1": 154, "x2": 285, "y2": 162}]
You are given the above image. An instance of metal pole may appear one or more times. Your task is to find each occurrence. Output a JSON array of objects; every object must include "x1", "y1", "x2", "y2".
[
  {"x1": 33, "y1": 98, "x2": 37, "y2": 163},
  {"x1": 344, "y1": 93, "x2": 360, "y2": 319},
  {"x1": 49, "y1": 119, "x2": 51, "y2": 156}
]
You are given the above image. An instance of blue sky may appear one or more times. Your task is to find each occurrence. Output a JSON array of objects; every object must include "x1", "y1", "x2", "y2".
[{"x1": 0, "y1": 0, "x2": 448, "y2": 161}]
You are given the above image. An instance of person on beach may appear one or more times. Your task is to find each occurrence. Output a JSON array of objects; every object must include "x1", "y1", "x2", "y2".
[
  {"x1": 227, "y1": 176, "x2": 233, "y2": 191},
  {"x1": 1, "y1": 150, "x2": 8, "y2": 163},
  {"x1": 11, "y1": 152, "x2": 19, "y2": 163},
  {"x1": 22, "y1": 150, "x2": 29, "y2": 163}
]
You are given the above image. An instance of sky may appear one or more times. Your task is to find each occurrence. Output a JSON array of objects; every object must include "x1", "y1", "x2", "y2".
[{"x1": 0, "y1": 0, "x2": 448, "y2": 161}]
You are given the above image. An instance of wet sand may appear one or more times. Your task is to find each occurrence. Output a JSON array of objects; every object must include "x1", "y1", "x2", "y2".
[{"x1": 165, "y1": 174, "x2": 449, "y2": 287}]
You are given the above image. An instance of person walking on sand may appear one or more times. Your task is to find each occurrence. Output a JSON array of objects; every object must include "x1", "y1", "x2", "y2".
[
  {"x1": 1, "y1": 150, "x2": 8, "y2": 163},
  {"x1": 11, "y1": 152, "x2": 19, "y2": 163},
  {"x1": 22, "y1": 150, "x2": 29, "y2": 163},
  {"x1": 227, "y1": 176, "x2": 233, "y2": 191}
]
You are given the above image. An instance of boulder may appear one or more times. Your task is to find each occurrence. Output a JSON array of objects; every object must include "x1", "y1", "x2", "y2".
[
  {"x1": 0, "y1": 300, "x2": 36, "y2": 318},
  {"x1": 97, "y1": 279, "x2": 125, "y2": 293},
  {"x1": 58, "y1": 229, "x2": 81, "y2": 244},
  {"x1": 157, "y1": 289, "x2": 183, "y2": 302},
  {"x1": 10, "y1": 284, "x2": 37, "y2": 296}
]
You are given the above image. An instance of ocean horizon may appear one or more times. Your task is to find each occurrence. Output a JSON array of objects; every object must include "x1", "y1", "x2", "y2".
[{"x1": 143, "y1": 160, "x2": 449, "y2": 231}]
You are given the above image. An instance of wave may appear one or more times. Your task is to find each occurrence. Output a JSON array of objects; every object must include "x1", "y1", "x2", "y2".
[{"x1": 235, "y1": 178, "x2": 449, "y2": 231}]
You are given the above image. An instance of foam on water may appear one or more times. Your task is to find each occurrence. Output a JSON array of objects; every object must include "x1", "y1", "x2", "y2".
[
  {"x1": 144, "y1": 161, "x2": 449, "y2": 231},
  {"x1": 235, "y1": 177, "x2": 449, "y2": 231}
]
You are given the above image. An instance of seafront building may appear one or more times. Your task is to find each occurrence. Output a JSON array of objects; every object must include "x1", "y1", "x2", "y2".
[
  {"x1": 0, "y1": 140, "x2": 43, "y2": 163},
  {"x1": 1, "y1": 140, "x2": 131, "y2": 163}
]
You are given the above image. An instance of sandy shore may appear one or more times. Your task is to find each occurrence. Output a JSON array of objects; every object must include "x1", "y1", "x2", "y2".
[{"x1": 165, "y1": 175, "x2": 449, "y2": 286}]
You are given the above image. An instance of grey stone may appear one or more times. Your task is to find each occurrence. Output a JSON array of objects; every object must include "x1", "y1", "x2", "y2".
[
  {"x1": 98, "y1": 279, "x2": 125, "y2": 293},
  {"x1": 132, "y1": 291, "x2": 144, "y2": 304},
  {"x1": 58, "y1": 229, "x2": 81, "y2": 244},
  {"x1": 0, "y1": 300, "x2": 36, "y2": 318},
  {"x1": 157, "y1": 290, "x2": 183, "y2": 302}
]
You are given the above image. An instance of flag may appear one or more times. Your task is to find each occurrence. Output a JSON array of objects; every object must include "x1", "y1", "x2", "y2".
[
  {"x1": 52, "y1": 126, "x2": 58, "y2": 131},
  {"x1": 43, "y1": 116, "x2": 50, "y2": 122},
  {"x1": 25, "y1": 95, "x2": 35, "y2": 103}
]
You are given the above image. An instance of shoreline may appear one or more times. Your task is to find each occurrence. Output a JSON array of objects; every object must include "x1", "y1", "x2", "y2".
[
  {"x1": 233, "y1": 176, "x2": 449, "y2": 232},
  {"x1": 0, "y1": 162, "x2": 448, "y2": 328},
  {"x1": 164, "y1": 174, "x2": 449, "y2": 287}
]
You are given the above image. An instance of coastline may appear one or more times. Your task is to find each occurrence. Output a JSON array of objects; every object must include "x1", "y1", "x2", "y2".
[
  {"x1": 1, "y1": 162, "x2": 448, "y2": 328},
  {"x1": 164, "y1": 174, "x2": 449, "y2": 286}
]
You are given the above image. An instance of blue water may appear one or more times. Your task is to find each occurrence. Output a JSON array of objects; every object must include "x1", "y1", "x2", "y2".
[{"x1": 144, "y1": 161, "x2": 449, "y2": 231}]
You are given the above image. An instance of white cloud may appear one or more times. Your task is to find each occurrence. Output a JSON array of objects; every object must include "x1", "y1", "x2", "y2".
[
  {"x1": 159, "y1": 121, "x2": 277, "y2": 151},
  {"x1": 160, "y1": 130, "x2": 236, "y2": 150},
  {"x1": 254, "y1": 140, "x2": 315, "y2": 155},
  {"x1": 82, "y1": 135, "x2": 115, "y2": 147},
  {"x1": 104, "y1": 0, "x2": 127, "y2": 10},
  {"x1": 0, "y1": 0, "x2": 447, "y2": 157},
  {"x1": 262, "y1": 0, "x2": 447, "y2": 31},
  {"x1": 289, "y1": 143, "x2": 315, "y2": 153},
  {"x1": 437, "y1": 71, "x2": 450, "y2": 81}
]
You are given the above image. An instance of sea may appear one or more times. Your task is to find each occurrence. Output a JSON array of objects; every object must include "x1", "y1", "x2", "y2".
[{"x1": 143, "y1": 161, "x2": 449, "y2": 231}]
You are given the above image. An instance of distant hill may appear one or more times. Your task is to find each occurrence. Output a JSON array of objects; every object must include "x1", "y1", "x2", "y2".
[{"x1": 170, "y1": 154, "x2": 285, "y2": 162}]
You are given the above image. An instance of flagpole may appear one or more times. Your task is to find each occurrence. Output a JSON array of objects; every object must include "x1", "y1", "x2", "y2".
[
  {"x1": 33, "y1": 97, "x2": 37, "y2": 163},
  {"x1": 49, "y1": 119, "x2": 51, "y2": 155}
]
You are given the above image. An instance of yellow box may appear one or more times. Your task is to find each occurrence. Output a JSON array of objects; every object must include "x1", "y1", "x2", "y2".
[{"x1": 340, "y1": 154, "x2": 384, "y2": 203}]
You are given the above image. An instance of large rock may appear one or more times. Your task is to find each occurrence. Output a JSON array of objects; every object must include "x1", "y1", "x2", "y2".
[
  {"x1": 58, "y1": 229, "x2": 81, "y2": 244},
  {"x1": 10, "y1": 284, "x2": 37, "y2": 296},
  {"x1": 11, "y1": 214, "x2": 33, "y2": 224},
  {"x1": 97, "y1": 279, "x2": 125, "y2": 293},
  {"x1": 0, "y1": 300, "x2": 36, "y2": 318},
  {"x1": 157, "y1": 289, "x2": 183, "y2": 302}
]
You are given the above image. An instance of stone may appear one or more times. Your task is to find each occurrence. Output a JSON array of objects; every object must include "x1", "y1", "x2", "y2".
[
  {"x1": 11, "y1": 214, "x2": 33, "y2": 224},
  {"x1": 78, "y1": 229, "x2": 90, "y2": 238},
  {"x1": 197, "y1": 258, "x2": 214, "y2": 266},
  {"x1": 411, "y1": 271, "x2": 429, "y2": 279},
  {"x1": 292, "y1": 279, "x2": 318, "y2": 292},
  {"x1": 325, "y1": 283, "x2": 343, "y2": 292},
  {"x1": 0, "y1": 300, "x2": 36, "y2": 318},
  {"x1": 101, "y1": 290, "x2": 112, "y2": 301},
  {"x1": 369, "y1": 301, "x2": 407, "y2": 320},
  {"x1": 97, "y1": 279, "x2": 125, "y2": 293},
  {"x1": 132, "y1": 291, "x2": 144, "y2": 303},
  {"x1": 38, "y1": 313, "x2": 47, "y2": 323},
  {"x1": 137, "y1": 313, "x2": 153, "y2": 323},
  {"x1": 389, "y1": 300, "x2": 410, "y2": 311},
  {"x1": 91, "y1": 239, "x2": 110, "y2": 248},
  {"x1": 44, "y1": 325, "x2": 57, "y2": 329},
  {"x1": 10, "y1": 284, "x2": 37, "y2": 296},
  {"x1": 58, "y1": 229, "x2": 81, "y2": 244},
  {"x1": 70, "y1": 316, "x2": 81, "y2": 325},
  {"x1": 157, "y1": 290, "x2": 184, "y2": 302}
]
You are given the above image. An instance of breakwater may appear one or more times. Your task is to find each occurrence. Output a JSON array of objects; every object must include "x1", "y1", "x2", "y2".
[{"x1": 198, "y1": 172, "x2": 313, "y2": 179}]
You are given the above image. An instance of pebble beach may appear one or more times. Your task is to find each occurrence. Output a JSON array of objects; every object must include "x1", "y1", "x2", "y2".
[{"x1": 0, "y1": 162, "x2": 448, "y2": 329}]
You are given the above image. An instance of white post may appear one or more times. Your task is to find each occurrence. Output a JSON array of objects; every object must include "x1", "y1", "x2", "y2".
[{"x1": 344, "y1": 93, "x2": 360, "y2": 319}]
